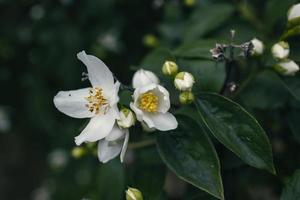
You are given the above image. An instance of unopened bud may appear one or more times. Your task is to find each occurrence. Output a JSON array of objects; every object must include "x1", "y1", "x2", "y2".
[
  {"x1": 143, "y1": 34, "x2": 158, "y2": 48},
  {"x1": 174, "y1": 72, "x2": 195, "y2": 91},
  {"x1": 126, "y1": 187, "x2": 143, "y2": 200},
  {"x1": 117, "y1": 108, "x2": 136, "y2": 128},
  {"x1": 71, "y1": 147, "x2": 86, "y2": 159},
  {"x1": 272, "y1": 41, "x2": 290, "y2": 60},
  {"x1": 273, "y1": 59, "x2": 299, "y2": 76},
  {"x1": 179, "y1": 91, "x2": 195, "y2": 104},
  {"x1": 162, "y1": 61, "x2": 178, "y2": 76},
  {"x1": 184, "y1": 0, "x2": 195, "y2": 7},
  {"x1": 288, "y1": 3, "x2": 300, "y2": 27},
  {"x1": 251, "y1": 38, "x2": 264, "y2": 55}
]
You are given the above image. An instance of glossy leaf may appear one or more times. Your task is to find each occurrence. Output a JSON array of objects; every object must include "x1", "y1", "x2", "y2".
[
  {"x1": 195, "y1": 93, "x2": 275, "y2": 174},
  {"x1": 288, "y1": 110, "x2": 300, "y2": 144},
  {"x1": 280, "y1": 73, "x2": 300, "y2": 102},
  {"x1": 281, "y1": 170, "x2": 300, "y2": 200},
  {"x1": 156, "y1": 115, "x2": 224, "y2": 199}
]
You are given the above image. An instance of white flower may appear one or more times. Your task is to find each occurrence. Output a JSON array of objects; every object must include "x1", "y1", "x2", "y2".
[
  {"x1": 53, "y1": 51, "x2": 120, "y2": 145},
  {"x1": 274, "y1": 60, "x2": 299, "y2": 76},
  {"x1": 251, "y1": 38, "x2": 264, "y2": 55},
  {"x1": 98, "y1": 124, "x2": 129, "y2": 163},
  {"x1": 117, "y1": 108, "x2": 135, "y2": 128},
  {"x1": 174, "y1": 72, "x2": 195, "y2": 91},
  {"x1": 130, "y1": 84, "x2": 178, "y2": 131},
  {"x1": 271, "y1": 41, "x2": 290, "y2": 60},
  {"x1": 288, "y1": 3, "x2": 300, "y2": 26},
  {"x1": 132, "y1": 69, "x2": 159, "y2": 88}
]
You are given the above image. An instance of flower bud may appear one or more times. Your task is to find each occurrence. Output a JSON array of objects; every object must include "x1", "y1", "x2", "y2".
[
  {"x1": 132, "y1": 69, "x2": 159, "y2": 89},
  {"x1": 117, "y1": 108, "x2": 135, "y2": 128},
  {"x1": 184, "y1": 0, "x2": 195, "y2": 7},
  {"x1": 288, "y1": 3, "x2": 300, "y2": 27},
  {"x1": 143, "y1": 34, "x2": 158, "y2": 48},
  {"x1": 273, "y1": 60, "x2": 299, "y2": 76},
  {"x1": 174, "y1": 72, "x2": 195, "y2": 91},
  {"x1": 126, "y1": 187, "x2": 143, "y2": 200},
  {"x1": 179, "y1": 91, "x2": 195, "y2": 104},
  {"x1": 251, "y1": 38, "x2": 264, "y2": 55},
  {"x1": 162, "y1": 61, "x2": 178, "y2": 76},
  {"x1": 271, "y1": 41, "x2": 290, "y2": 60},
  {"x1": 71, "y1": 147, "x2": 86, "y2": 159}
]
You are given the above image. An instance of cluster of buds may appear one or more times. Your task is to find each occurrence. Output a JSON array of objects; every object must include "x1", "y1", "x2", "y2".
[
  {"x1": 271, "y1": 41, "x2": 299, "y2": 76},
  {"x1": 162, "y1": 61, "x2": 195, "y2": 104}
]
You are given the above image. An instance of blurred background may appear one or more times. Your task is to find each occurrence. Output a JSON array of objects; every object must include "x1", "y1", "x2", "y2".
[{"x1": 1, "y1": 0, "x2": 300, "y2": 199}]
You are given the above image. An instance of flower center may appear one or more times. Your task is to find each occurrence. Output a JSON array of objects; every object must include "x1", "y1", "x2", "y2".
[
  {"x1": 139, "y1": 92, "x2": 158, "y2": 113},
  {"x1": 85, "y1": 87, "x2": 108, "y2": 114}
]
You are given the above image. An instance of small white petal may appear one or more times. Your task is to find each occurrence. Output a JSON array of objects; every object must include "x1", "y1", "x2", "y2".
[
  {"x1": 146, "y1": 112, "x2": 178, "y2": 131},
  {"x1": 107, "y1": 81, "x2": 121, "y2": 106},
  {"x1": 77, "y1": 51, "x2": 114, "y2": 94},
  {"x1": 120, "y1": 130, "x2": 129, "y2": 163},
  {"x1": 105, "y1": 124, "x2": 125, "y2": 141},
  {"x1": 98, "y1": 139, "x2": 122, "y2": 163},
  {"x1": 132, "y1": 69, "x2": 159, "y2": 88},
  {"x1": 53, "y1": 88, "x2": 94, "y2": 118},
  {"x1": 130, "y1": 103, "x2": 155, "y2": 128},
  {"x1": 74, "y1": 108, "x2": 116, "y2": 145},
  {"x1": 288, "y1": 4, "x2": 300, "y2": 20},
  {"x1": 156, "y1": 85, "x2": 170, "y2": 113}
]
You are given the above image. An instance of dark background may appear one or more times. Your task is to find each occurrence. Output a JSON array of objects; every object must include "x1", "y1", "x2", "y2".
[{"x1": 0, "y1": 0, "x2": 299, "y2": 199}]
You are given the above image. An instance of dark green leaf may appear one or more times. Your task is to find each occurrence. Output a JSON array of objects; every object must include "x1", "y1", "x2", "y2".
[
  {"x1": 195, "y1": 93, "x2": 275, "y2": 174},
  {"x1": 280, "y1": 73, "x2": 300, "y2": 102},
  {"x1": 178, "y1": 59, "x2": 226, "y2": 93},
  {"x1": 281, "y1": 170, "x2": 300, "y2": 200},
  {"x1": 288, "y1": 110, "x2": 300, "y2": 144},
  {"x1": 96, "y1": 160, "x2": 125, "y2": 199},
  {"x1": 156, "y1": 116, "x2": 224, "y2": 199},
  {"x1": 184, "y1": 4, "x2": 234, "y2": 42}
]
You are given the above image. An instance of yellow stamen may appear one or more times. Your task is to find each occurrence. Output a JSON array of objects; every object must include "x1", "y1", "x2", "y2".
[
  {"x1": 139, "y1": 92, "x2": 158, "y2": 113},
  {"x1": 85, "y1": 87, "x2": 108, "y2": 114}
]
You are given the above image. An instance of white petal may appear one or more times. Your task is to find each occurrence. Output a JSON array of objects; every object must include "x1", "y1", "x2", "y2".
[
  {"x1": 132, "y1": 69, "x2": 159, "y2": 88},
  {"x1": 53, "y1": 88, "x2": 94, "y2": 118},
  {"x1": 105, "y1": 124, "x2": 125, "y2": 141},
  {"x1": 120, "y1": 130, "x2": 129, "y2": 163},
  {"x1": 107, "y1": 81, "x2": 121, "y2": 106},
  {"x1": 146, "y1": 112, "x2": 178, "y2": 131},
  {"x1": 130, "y1": 103, "x2": 154, "y2": 128},
  {"x1": 156, "y1": 85, "x2": 170, "y2": 113},
  {"x1": 74, "y1": 108, "x2": 116, "y2": 145},
  {"x1": 77, "y1": 51, "x2": 114, "y2": 92},
  {"x1": 97, "y1": 139, "x2": 122, "y2": 163}
]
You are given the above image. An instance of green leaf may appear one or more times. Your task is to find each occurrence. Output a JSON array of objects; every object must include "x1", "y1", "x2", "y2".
[
  {"x1": 184, "y1": 4, "x2": 234, "y2": 42},
  {"x1": 281, "y1": 170, "x2": 300, "y2": 200},
  {"x1": 96, "y1": 160, "x2": 125, "y2": 199},
  {"x1": 288, "y1": 110, "x2": 300, "y2": 144},
  {"x1": 156, "y1": 115, "x2": 224, "y2": 200},
  {"x1": 195, "y1": 93, "x2": 275, "y2": 174},
  {"x1": 178, "y1": 59, "x2": 226, "y2": 93},
  {"x1": 173, "y1": 40, "x2": 217, "y2": 59},
  {"x1": 280, "y1": 73, "x2": 300, "y2": 102}
]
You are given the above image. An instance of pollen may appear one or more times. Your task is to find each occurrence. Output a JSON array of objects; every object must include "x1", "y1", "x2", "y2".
[
  {"x1": 85, "y1": 87, "x2": 108, "y2": 114},
  {"x1": 139, "y1": 92, "x2": 159, "y2": 113}
]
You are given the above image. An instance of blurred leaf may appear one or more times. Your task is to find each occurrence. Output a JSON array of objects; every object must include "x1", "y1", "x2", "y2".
[
  {"x1": 132, "y1": 165, "x2": 166, "y2": 200},
  {"x1": 195, "y1": 93, "x2": 275, "y2": 174},
  {"x1": 139, "y1": 48, "x2": 175, "y2": 74},
  {"x1": 173, "y1": 40, "x2": 217, "y2": 59},
  {"x1": 287, "y1": 110, "x2": 300, "y2": 144},
  {"x1": 280, "y1": 73, "x2": 300, "y2": 102},
  {"x1": 178, "y1": 59, "x2": 226, "y2": 93},
  {"x1": 156, "y1": 116, "x2": 224, "y2": 200},
  {"x1": 184, "y1": 4, "x2": 234, "y2": 42},
  {"x1": 96, "y1": 160, "x2": 125, "y2": 199},
  {"x1": 239, "y1": 70, "x2": 289, "y2": 109},
  {"x1": 281, "y1": 170, "x2": 300, "y2": 200}
]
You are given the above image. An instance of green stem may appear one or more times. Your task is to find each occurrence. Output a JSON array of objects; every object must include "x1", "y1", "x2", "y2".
[{"x1": 128, "y1": 139, "x2": 156, "y2": 150}]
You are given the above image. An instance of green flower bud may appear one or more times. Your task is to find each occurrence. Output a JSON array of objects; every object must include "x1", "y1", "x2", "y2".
[
  {"x1": 179, "y1": 91, "x2": 195, "y2": 104},
  {"x1": 117, "y1": 108, "x2": 136, "y2": 128},
  {"x1": 174, "y1": 72, "x2": 195, "y2": 91},
  {"x1": 126, "y1": 187, "x2": 143, "y2": 200},
  {"x1": 184, "y1": 0, "x2": 195, "y2": 7},
  {"x1": 143, "y1": 34, "x2": 158, "y2": 48},
  {"x1": 71, "y1": 147, "x2": 86, "y2": 159},
  {"x1": 162, "y1": 60, "x2": 178, "y2": 76}
]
